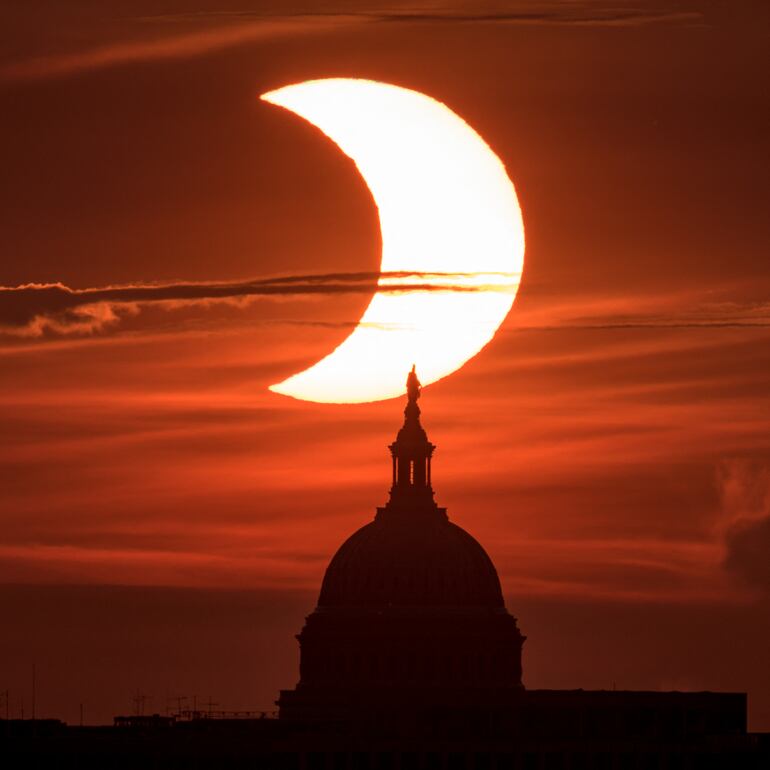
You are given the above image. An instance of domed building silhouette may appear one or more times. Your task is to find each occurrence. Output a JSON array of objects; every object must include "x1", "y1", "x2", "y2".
[{"x1": 279, "y1": 367, "x2": 525, "y2": 726}]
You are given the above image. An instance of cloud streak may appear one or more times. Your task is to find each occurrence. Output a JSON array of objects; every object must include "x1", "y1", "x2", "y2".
[
  {"x1": 2, "y1": 272, "x2": 769, "y2": 341},
  {"x1": 0, "y1": 16, "x2": 349, "y2": 82},
  {"x1": 0, "y1": 3, "x2": 704, "y2": 82},
  {"x1": 0, "y1": 271, "x2": 518, "y2": 337}
]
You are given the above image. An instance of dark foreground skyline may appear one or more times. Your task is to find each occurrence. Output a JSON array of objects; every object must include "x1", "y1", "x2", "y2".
[{"x1": 1, "y1": 0, "x2": 769, "y2": 733}]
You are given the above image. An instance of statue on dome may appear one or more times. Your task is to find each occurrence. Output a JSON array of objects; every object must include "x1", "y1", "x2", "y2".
[{"x1": 406, "y1": 365, "x2": 421, "y2": 403}]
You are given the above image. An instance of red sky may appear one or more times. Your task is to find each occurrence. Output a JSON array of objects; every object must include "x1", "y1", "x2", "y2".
[{"x1": 1, "y1": 0, "x2": 769, "y2": 728}]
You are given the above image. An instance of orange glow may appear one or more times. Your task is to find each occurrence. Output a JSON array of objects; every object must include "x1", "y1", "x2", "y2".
[{"x1": 261, "y1": 79, "x2": 524, "y2": 403}]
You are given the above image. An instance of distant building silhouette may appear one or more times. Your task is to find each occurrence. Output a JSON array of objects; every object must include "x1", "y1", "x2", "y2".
[
  {"x1": 279, "y1": 365, "x2": 525, "y2": 726},
  {"x1": 2, "y1": 370, "x2": 768, "y2": 767}
]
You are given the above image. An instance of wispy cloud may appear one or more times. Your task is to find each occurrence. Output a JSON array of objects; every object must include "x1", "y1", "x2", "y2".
[
  {"x1": 718, "y1": 460, "x2": 770, "y2": 597},
  {"x1": 2, "y1": 272, "x2": 768, "y2": 341},
  {"x1": 0, "y1": 3, "x2": 704, "y2": 82},
  {"x1": 0, "y1": 271, "x2": 518, "y2": 337},
  {"x1": 512, "y1": 307, "x2": 770, "y2": 332},
  {"x1": 367, "y1": 7, "x2": 703, "y2": 28},
  {"x1": 0, "y1": 16, "x2": 350, "y2": 82}
]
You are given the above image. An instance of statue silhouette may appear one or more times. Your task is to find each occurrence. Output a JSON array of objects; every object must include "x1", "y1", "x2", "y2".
[{"x1": 406, "y1": 364, "x2": 421, "y2": 403}]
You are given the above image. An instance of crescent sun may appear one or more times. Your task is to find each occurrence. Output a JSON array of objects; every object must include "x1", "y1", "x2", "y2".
[{"x1": 261, "y1": 78, "x2": 525, "y2": 404}]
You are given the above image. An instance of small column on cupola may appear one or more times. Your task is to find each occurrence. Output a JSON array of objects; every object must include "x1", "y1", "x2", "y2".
[{"x1": 387, "y1": 366, "x2": 436, "y2": 503}]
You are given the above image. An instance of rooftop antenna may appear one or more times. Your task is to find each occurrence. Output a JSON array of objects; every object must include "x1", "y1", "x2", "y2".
[
  {"x1": 168, "y1": 695, "x2": 188, "y2": 716},
  {"x1": 202, "y1": 696, "x2": 219, "y2": 717},
  {"x1": 132, "y1": 691, "x2": 152, "y2": 716}
]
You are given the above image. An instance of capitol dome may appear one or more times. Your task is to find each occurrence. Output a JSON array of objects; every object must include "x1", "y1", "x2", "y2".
[
  {"x1": 318, "y1": 513, "x2": 505, "y2": 609},
  {"x1": 278, "y1": 368, "x2": 525, "y2": 724}
]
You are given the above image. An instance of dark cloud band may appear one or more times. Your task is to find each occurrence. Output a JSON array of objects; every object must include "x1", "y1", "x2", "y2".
[
  {"x1": 0, "y1": 4, "x2": 704, "y2": 83},
  {"x1": 0, "y1": 271, "x2": 517, "y2": 337}
]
